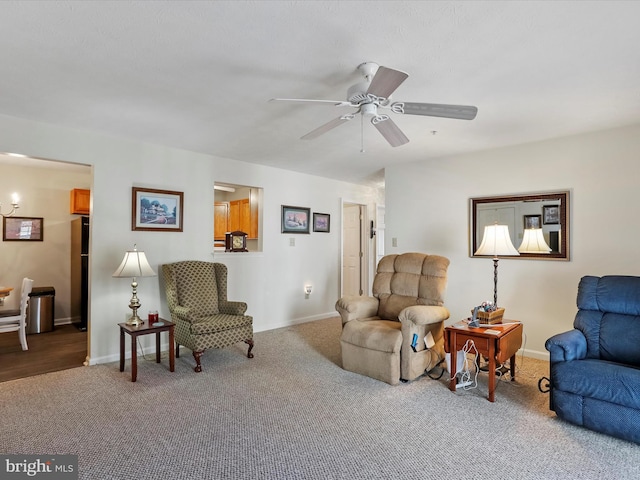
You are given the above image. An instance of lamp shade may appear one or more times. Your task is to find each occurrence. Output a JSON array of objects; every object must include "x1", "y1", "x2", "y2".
[
  {"x1": 518, "y1": 228, "x2": 551, "y2": 253},
  {"x1": 112, "y1": 246, "x2": 157, "y2": 278},
  {"x1": 475, "y1": 224, "x2": 520, "y2": 257}
]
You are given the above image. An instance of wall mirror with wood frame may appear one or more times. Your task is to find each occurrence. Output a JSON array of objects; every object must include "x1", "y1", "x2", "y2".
[{"x1": 470, "y1": 190, "x2": 570, "y2": 260}]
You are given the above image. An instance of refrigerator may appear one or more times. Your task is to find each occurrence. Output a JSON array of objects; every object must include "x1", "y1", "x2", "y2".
[{"x1": 71, "y1": 216, "x2": 89, "y2": 331}]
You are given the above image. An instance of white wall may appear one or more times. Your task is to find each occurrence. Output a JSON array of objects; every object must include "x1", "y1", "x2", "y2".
[
  {"x1": 0, "y1": 114, "x2": 379, "y2": 364},
  {"x1": 385, "y1": 123, "x2": 640, "y2": 358}
]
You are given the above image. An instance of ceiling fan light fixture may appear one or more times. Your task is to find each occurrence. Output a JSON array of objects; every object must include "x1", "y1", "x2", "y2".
[{"x1": 360, "y1": 103, "x2": 377, "y2": 117}]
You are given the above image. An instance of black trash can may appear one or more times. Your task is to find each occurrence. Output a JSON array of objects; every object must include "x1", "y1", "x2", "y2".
[{"x1": 27, "y1": 286, "x2": 55, "y2": 334}]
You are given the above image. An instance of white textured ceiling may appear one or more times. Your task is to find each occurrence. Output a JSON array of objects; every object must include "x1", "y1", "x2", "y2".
[{"x1": 1, "y1": 1, "x2": 640, "y2": 186}]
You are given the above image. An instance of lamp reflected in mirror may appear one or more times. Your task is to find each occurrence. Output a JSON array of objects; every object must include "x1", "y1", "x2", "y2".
[
  {"x1": 518, "y1": 228, "x2": 551, "y2": 254},
  {"x1": 470, "y1": 190, "x2": 570, "y2": 260}
]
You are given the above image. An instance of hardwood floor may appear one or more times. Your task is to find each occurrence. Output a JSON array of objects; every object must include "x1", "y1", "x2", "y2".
[{"x1": 0, "y1": 324, "x2": 88, "y2": 383}]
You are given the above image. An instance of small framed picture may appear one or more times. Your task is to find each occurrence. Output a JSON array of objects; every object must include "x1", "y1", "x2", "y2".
[
  {"x1": 3, "y1": 216, "x2": 44, "y2": 241},
  {"x1": 543, "y1": 205, "x2": 560, "y2": 225},
  {"x1": 313, "y1": 213, "x2": 330, "y2": 233},
  {"x1": 281, "y1": 205, "x2": 310, "y2": 234},
  {"x1": 132, "y1": 187, "x2": 183, "y2": 232},
  {"x1": 524, "y1": 214, "x2": 542, "y2": 229}
]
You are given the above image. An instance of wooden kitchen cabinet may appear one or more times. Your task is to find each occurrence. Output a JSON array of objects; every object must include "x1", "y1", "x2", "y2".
[
  {"x1": 214, "y1": 202, "x2": 230, "y2": 241},
  {"x1": 214, "y1": 190, "x2": 259, "y2": 241},
  {"x1": 70, "y1": 188, "x2": 90, "y2": 215}
]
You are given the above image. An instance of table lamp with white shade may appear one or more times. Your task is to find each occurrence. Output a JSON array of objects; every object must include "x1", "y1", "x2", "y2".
[
  {"x1": 474, "y1": 224, "x2": 520, "y2": 307},
  {"x1": 112, "y1": 244, "x2": 157, "y2": 327}
]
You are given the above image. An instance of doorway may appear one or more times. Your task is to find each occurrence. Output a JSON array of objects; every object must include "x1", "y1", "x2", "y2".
[{"x1": 0, "y1": 154, "x2": 91, "y2": 381}]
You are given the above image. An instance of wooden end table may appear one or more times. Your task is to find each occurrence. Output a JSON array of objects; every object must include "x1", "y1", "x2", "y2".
[
  {"x1": 444, "y1": 321, "x2": 523, "y2": 402},
  {"x1": 119, "y1": 318, "x2": 175, "y2": 382}
]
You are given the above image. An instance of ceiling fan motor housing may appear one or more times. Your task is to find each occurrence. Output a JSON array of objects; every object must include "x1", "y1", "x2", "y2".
[{"x1": 347, "y1": 81, "x2": 371, "y2": 104}]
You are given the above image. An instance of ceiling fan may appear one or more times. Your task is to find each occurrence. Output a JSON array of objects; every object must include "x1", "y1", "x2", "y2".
[{"x1": 269, "y1": 62, "x2": 478, "y2": 148}]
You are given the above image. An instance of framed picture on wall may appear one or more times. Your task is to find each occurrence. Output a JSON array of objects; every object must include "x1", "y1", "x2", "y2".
[
  {"x1": 543, "y1": 205, "x2": 560, "y2": 225},
  {"x1": 523, "y1": 214, "x2": 542, "y2": 229},
  {"x1": 2, "y1": 216, "x2": 44, "y2": 241},
  {"x1": 132, "y1": 187, "x2": 183, "y2": 232},
  {"x1": 313, "y1": 213, "x2": 330, "y2": 233},
  {"x1": 281, "y1": 205, "x2": 310, "y2": 234}
]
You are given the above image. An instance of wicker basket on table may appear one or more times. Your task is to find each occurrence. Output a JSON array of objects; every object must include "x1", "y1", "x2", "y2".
[{"x1": 471, "y1": 307, "x2": 505, "y2": 325}]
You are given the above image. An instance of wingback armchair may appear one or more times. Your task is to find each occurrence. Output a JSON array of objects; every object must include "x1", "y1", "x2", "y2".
[
  {"x1": 336, "y1": 252, "x2": 450, "y2": 385},
  {"x1": 162, "y1": 260, "x2": 254, "y2": 372}
]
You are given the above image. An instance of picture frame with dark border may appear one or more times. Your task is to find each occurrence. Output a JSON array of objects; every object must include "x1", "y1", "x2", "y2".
[
  {"x1": 524, "y1": 214, "x2": 542, "y2": 229},
  {"x1": 2, "y1": 216, "x2": 44, "y2": 241},
  {"x1": 543, "y1": 205, "x2": 560, "y2": 225},
  {"x1": 132, "y1": 187, "x2": 183, "y2": 232},
  {"x1": 313, "y1": 212, "x2": 330, "y2": 233},
  {"x1": 281, "y1": 205, "x2": 310, "y2": 234}
]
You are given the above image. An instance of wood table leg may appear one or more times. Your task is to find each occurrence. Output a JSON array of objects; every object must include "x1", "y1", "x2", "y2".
[
  {"x1": 448, "y1": 331, "x2": 457, "y2": 392},
  {"x1": 169, "y1": 326, "x2": 175, "y2": 372},
  {"x1": 131, "y1": 334, "x2": 137, "y2": 382},
  {"x1": 119, "y1": 327, "x2": 125, "y2": 372},
  {"x1": 488, "y1": 340, "x2": 496, "y2": 402},
  {"x1": 156, "y1": 332, "x2": 161, "y2": 363}
]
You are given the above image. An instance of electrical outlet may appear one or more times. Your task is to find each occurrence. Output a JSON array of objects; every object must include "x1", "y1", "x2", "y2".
[
  {"x1": 289, "y1": 238, "x2": 295, "y2": 247},
  {"x1": 392, "y1": 237, "x2": 398, "y2": 247}
]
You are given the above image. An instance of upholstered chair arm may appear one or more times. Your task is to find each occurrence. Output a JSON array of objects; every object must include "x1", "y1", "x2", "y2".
[
  {"x1": 545, "y1": 330, "x2": 587, "y2": 363},
  {"x1": 335, "y1": 296, "x2": 379, "y2": 324},
  {"x1": 171, "y1": 305, "x2": 196, "y2": 323},
  {"x1": 398, "y1": 305, "x2": 450, "y2": 326},
  {"x1": 219, "y1": 301, "x2": 248, "y2": 315}
]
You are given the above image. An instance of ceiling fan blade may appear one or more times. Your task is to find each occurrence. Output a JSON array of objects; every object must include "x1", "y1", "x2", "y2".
[
  {"x1": 269, "y1": 98, "x2": 354, "y2": 107},
  {"x1": 366, "y1": 66, "x2": 409, "y2": 99},
  {"x1": 372, "y1": 116, "x2": 409, "y2": 147},
  {"x1": 400, "y1": 102, "x2": 478, "y2": 120},
  {"x1": 301, "y1": 115, "x2": 353, "y2": 140}
]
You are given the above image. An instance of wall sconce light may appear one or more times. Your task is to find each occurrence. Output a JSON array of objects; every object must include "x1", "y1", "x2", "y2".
[
  {"x1": 305, "y1": 285, "x2": 313, "y2": 296},
  {"x1": 0, "y1": 192, "x2": 20, "y2": 217}
]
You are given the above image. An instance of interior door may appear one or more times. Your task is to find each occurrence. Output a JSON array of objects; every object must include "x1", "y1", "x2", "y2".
[{"x1": 343, "y1": 203, "x2": 363, "y2": 296}]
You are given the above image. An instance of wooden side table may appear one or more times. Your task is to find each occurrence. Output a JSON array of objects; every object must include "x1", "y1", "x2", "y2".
[
  {"x1": 444, "y1": 321, "x2": 523, "y2": 402},
  {"x1": 119, "y1": 318, "x2": 175, "y2": 382}
]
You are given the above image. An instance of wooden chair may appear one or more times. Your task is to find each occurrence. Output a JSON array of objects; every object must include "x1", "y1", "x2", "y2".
[{"x1": 0, "y1": 278, "x2": 34, "y2": 351}]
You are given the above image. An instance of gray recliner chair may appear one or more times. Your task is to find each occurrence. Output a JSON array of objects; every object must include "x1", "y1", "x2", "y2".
[{"x1": 335, "y1": 252, "x2": 450, "y2": 385}]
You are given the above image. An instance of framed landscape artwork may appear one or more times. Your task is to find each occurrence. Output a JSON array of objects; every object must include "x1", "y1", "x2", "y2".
[
  {"x1": 313, "y1": 213, "x2": 330, "y2": 233},
  {"x1": 3, "y1": 216, "x2": 44, "y2": 241},
  {"x1": 132, "y1": 187, "x2": 183, "y2": 232},
  {"x1": 281, "y1": 205, "x2": 310, "y2": 234}
]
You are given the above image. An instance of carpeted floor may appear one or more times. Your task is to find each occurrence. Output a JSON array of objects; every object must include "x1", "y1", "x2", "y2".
[{"x1": 1, "y1": 317, "x2": 638, "y2": 480}]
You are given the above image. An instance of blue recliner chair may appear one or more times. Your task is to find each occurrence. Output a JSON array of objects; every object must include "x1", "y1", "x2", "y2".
[{"x1": 545, "y1": 275, "x2": 640, "y2": 443}]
